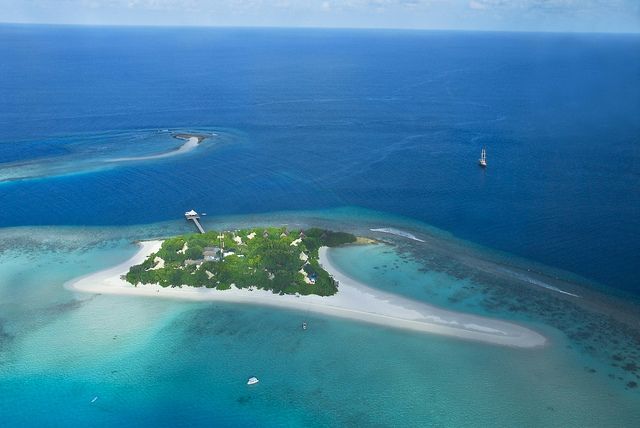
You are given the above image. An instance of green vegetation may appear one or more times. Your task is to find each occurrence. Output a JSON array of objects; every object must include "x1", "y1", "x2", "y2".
[{"x1": 125, "y1": 227, "x2": 356, "y2": 296}]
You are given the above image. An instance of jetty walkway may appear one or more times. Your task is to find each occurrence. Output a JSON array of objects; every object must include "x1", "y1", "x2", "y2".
[{"x1": 185, "y1": 210, "x2": 205, "y2": 234}]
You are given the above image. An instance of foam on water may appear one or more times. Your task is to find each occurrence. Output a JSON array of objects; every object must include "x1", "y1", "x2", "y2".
[
  {"x1": 370, "y1": 227, "x2": 426, "y2": 242},
  {"x1": 494, "y1": 266, "x2": 580, "y2": 297}
]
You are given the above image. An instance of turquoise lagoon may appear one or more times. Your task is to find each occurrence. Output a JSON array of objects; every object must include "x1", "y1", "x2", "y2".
[{"x1": 1, "y1": 211, "x2": 639, "y2": 427}]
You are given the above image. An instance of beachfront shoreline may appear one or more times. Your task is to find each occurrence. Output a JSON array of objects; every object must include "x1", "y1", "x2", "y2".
[{"x1": 65, "y1": 240, "x2": 547, "y2": 349}]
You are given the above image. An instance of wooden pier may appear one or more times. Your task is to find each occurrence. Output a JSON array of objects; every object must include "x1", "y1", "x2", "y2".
[{"x1": 185, "y1": 210, "x2": 205, "y2": 234}]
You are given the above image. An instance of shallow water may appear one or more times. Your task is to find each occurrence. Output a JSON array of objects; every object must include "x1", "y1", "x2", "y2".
[
  {"x1": 0, "y1": 128, "x2": 226, "y2": 183},
  {"x1": 1, "y1": 217, "x2": 639, "y2": 426},
  {"x1": 330, "y1": 237, "x2": 640, "y2": 390}
]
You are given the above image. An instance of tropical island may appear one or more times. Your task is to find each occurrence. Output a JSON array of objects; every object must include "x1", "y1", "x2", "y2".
[
  {"x1": 66, "y1": 227, "x2": 546, "y2": 348},
  {"x1": 125, "y1": 227, "x2": 356, "y2": 296}
]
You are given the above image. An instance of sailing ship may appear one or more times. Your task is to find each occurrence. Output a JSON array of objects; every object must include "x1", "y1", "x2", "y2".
[{"x1": 478, "y1": 147, "x2": 487, "y2": 168}]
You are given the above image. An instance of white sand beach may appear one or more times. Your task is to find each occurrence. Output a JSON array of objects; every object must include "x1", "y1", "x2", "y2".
[{"x1": 66, "y1": 241, "x2": 547, "y2": 348}]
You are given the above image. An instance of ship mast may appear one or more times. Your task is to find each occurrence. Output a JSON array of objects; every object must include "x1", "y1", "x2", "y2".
[{"x1": 479, "y1": 147, "x2": 487, "y2": 167}]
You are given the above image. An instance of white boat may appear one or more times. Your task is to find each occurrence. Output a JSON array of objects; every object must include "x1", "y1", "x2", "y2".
[
  {"x1": 247, "y1": 376, "x2": 259, "y2": 385},
  {"x1": 302, "y1": 322, "x2": 307, "y2": 330},
  {"x1": 478, "y1": 147, "x2": 487, "y2": 167}
]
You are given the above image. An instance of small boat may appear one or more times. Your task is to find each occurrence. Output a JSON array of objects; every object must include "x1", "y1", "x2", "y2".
[
  {"x1": 247, "y1": 376, "x2": 259, "y2": 385},
  {"x1": 202, "y1": 213, "x2": 207, "y2": 216},
  {"x1": 302, "y1": 322, "x2": 307, "y2": 330},
  {"x1": 91, "y1": 396, "x2": 98, "y2": 403},
  {"x1": 478, "y1": 147, "x2": 487, "y2": 168}
]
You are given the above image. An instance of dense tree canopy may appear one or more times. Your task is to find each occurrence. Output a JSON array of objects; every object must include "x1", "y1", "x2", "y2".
[{"x1": 125, "y1": 227, "x2": 355, "y2": 296}]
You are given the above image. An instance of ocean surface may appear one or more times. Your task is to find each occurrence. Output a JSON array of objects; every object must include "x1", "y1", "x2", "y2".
[{"x1": 0, "y1": 25, "x2": 639, "y2": 426}]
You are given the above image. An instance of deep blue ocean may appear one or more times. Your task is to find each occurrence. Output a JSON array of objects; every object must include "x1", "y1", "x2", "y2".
[
  {"x1": 1, "y1": 25, "x2": 640, "y2": 426},
  {"x1": 1, "y1": 25, "x2": 638, "y2": 294}
]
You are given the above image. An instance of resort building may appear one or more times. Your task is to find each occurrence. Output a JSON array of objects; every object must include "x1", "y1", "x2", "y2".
[{"x1": 203, "y1": 246, "x2": 222, "y2": 262}]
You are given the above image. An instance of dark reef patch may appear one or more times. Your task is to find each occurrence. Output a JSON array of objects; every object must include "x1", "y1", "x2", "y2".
[
  {"x1": 236, "y1": 395, "x2": 251, "y2": 404},
  {"x1": 373, "y1": 235, "x2": 640, "y2": 393}
]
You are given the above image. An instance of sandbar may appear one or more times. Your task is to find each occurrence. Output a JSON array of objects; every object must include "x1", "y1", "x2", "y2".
[
  {"x1": 65, "y1": 241, "x2": 547, "y2": 348},
  {"x1": 107, "y1": 135, "x2": 204, "y2": 162}
]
